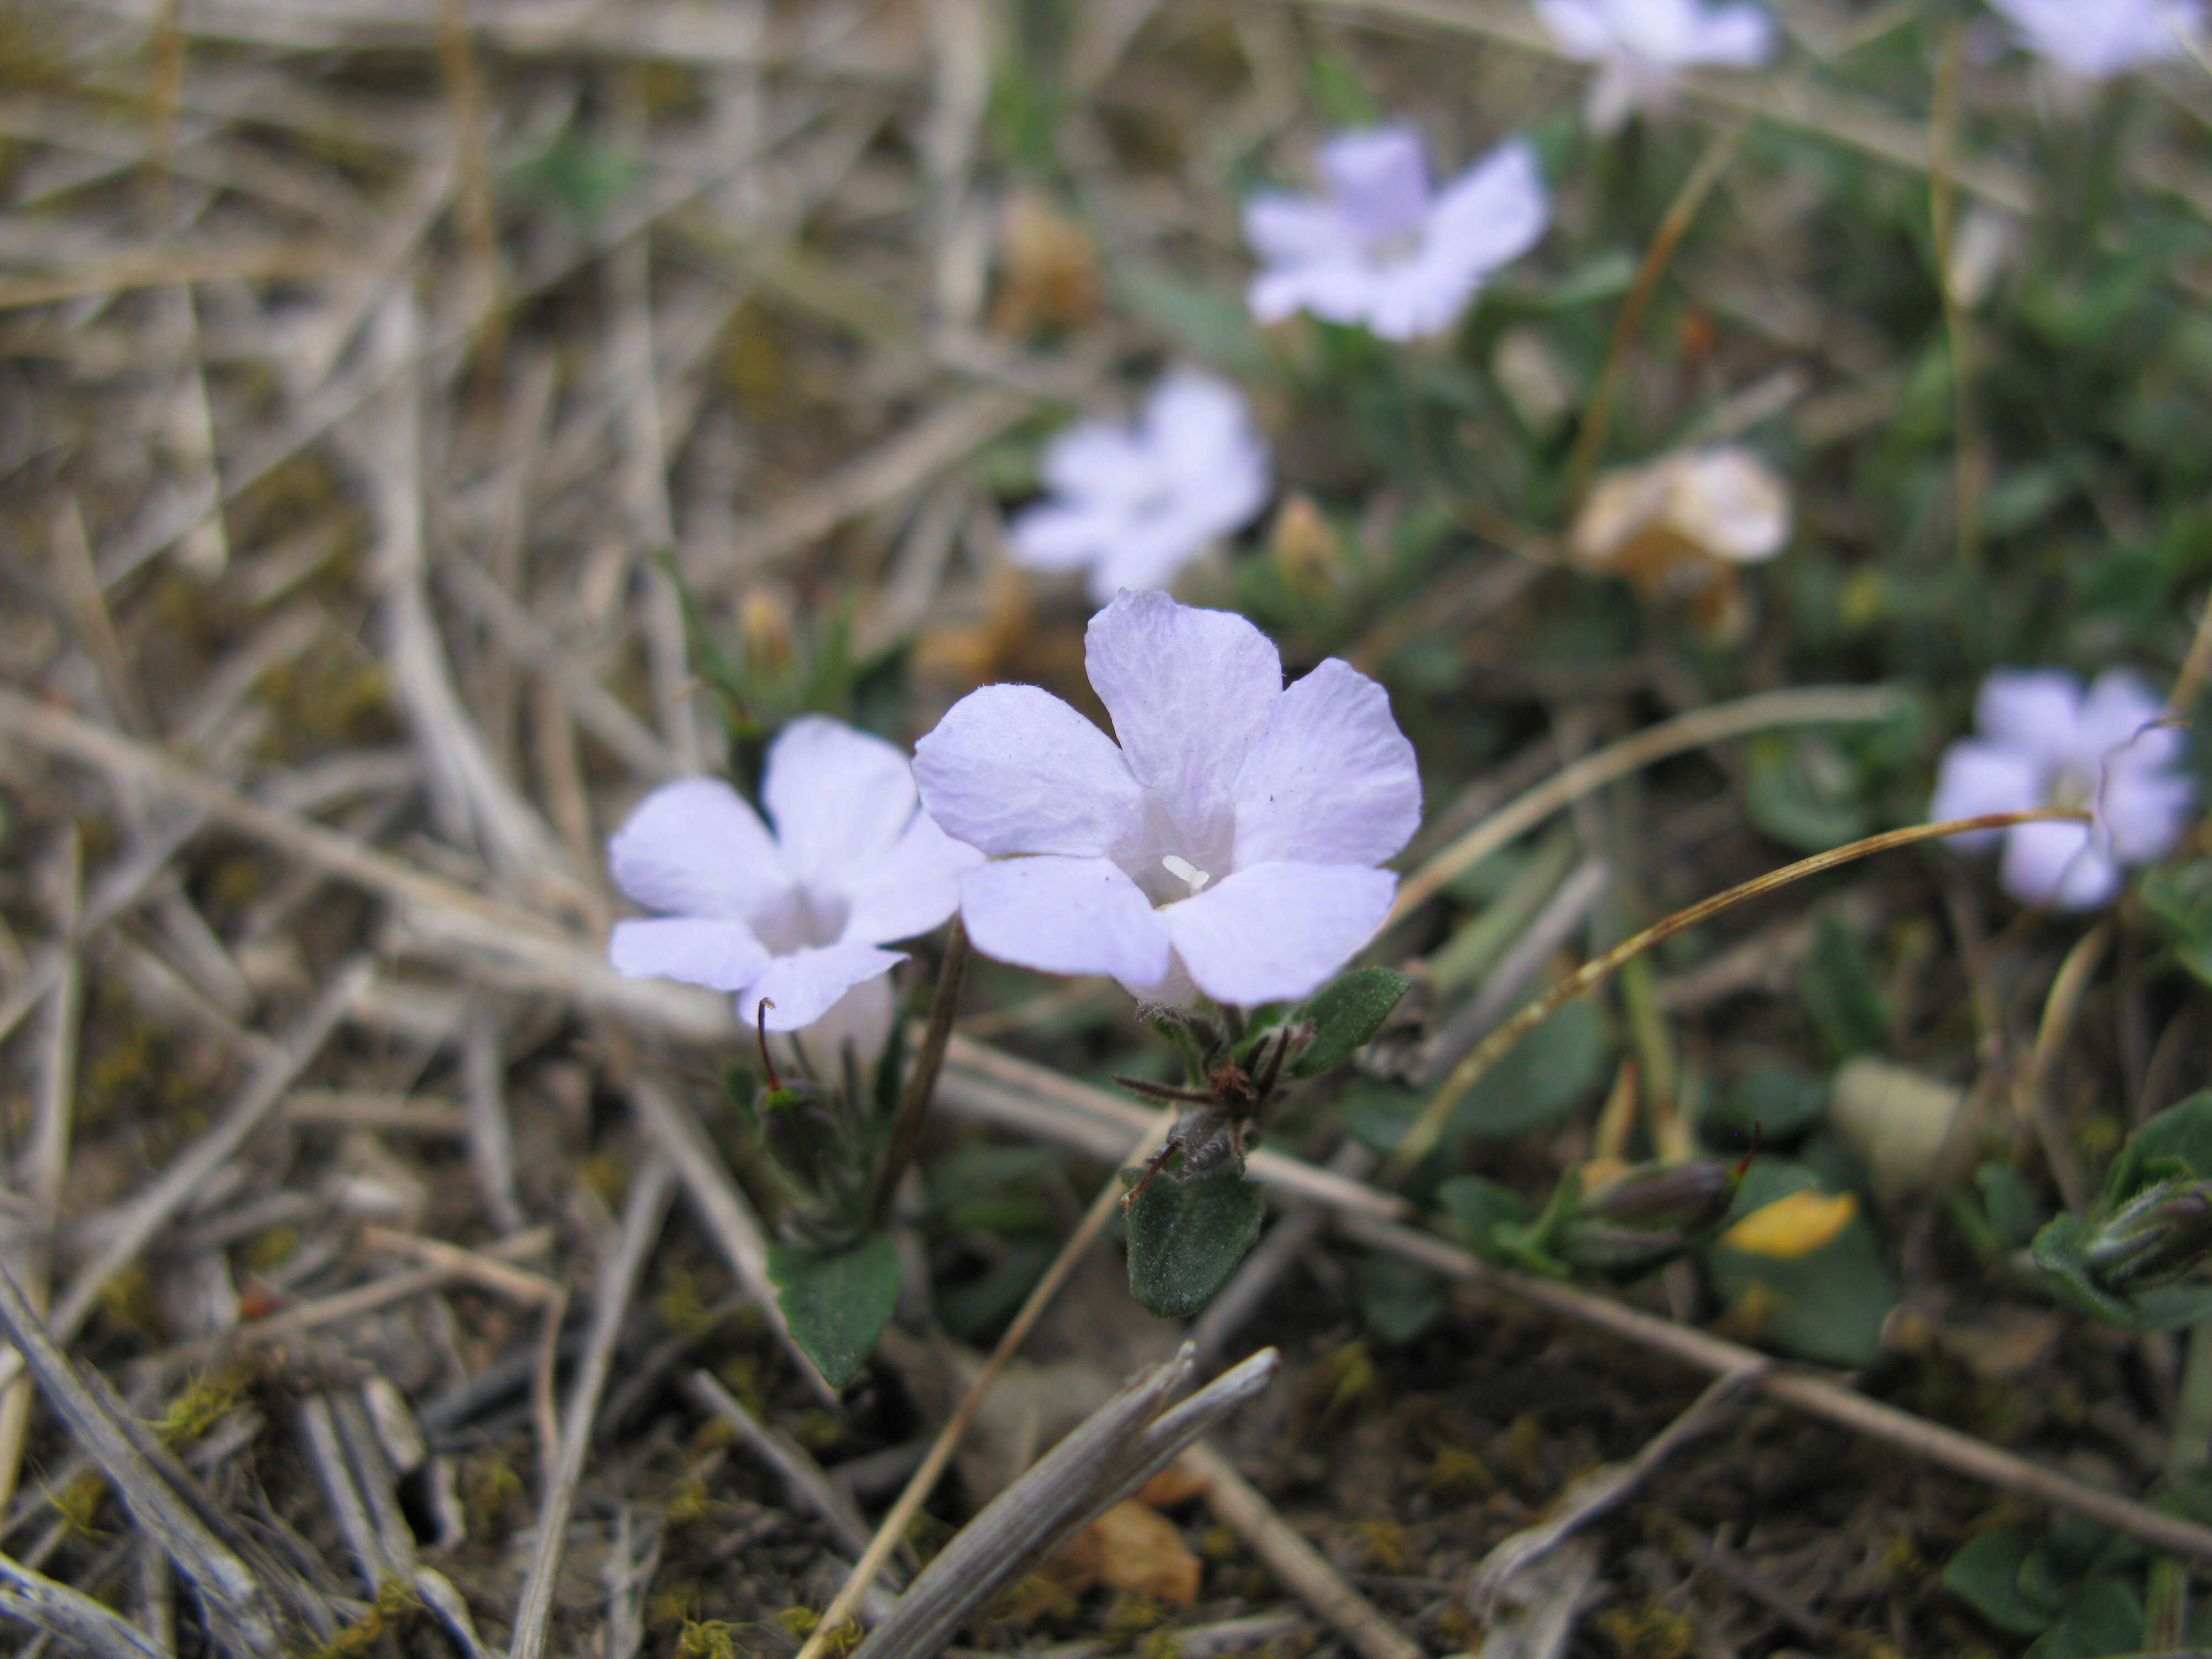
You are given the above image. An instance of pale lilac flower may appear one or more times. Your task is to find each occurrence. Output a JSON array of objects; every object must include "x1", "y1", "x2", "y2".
[
  {"x1": 607, "y1": 717, "x2": 981, "y2": 1054},
  {"x1": 912, "y1": 591, "x2": 1421, "y2": 1007},
  {"x1": 1010, "y1": 371, "x2": 1270, "y2": 603},
  {"x1": 1931, "y1": 669, "x2": 2194, "y2": 910},
  {"x1": 1536, "y1": 0, "x2": 1777, "y2": 131},
  {"x1": 1985, "y1": 0, "x2": 2202, "y2": 79},
  {"x1": 1243, "y1": 127, "x2": 1548, "y2": 341}
]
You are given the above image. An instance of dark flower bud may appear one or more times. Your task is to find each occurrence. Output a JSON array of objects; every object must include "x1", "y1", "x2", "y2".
[
  {"x1": 1554, "y1": 1159, "x2": 1739, "y2": 1277},
  {"x1": 2082, "y1": 1178, "x2": 2212, "y2": 1291}
]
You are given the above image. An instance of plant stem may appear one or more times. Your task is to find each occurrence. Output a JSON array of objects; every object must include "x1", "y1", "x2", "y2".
[
  {"x1": 1383, "y1": 806, "x2": 2089, "y2": 1180},
  {"x1": 2149, "y1": 1319, "x2": 2212, "y2": 1645},
  {"x1": 869, "y1": 920, "x2": 969, "y2": 1230}
]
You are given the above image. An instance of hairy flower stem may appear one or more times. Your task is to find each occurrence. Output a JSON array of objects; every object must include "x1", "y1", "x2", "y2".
[
  {"x1": 1384, "y1": 806, "x2": 2090, "y2": 1180},
  {"x1": 870, "y1": 920, "x2": 969, "y2": 1230}
]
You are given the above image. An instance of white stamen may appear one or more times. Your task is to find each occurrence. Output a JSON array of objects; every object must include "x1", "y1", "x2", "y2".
[{"x1": 1161, "y1": 854, "x2": 1211, "y2": 895}]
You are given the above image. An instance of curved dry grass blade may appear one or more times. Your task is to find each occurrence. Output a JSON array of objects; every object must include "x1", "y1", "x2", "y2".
[{"x1": 0, "y1": 1548, "x2": 168, "y2": 1659}]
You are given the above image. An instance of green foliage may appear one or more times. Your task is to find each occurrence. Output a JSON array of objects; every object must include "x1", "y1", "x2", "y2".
[
  {"x1": 1942, "y1": 1525, "x2": 2150, "y2": 1657},
  {"x1": 1702, "y1": 1162, "x2": 1897, "y2": 1369},
  {"x1": 1796, "y1": 910, "x2": 1889, "y2": 1061},
  {"x1": 1289, "y1": 968, "x2": 1411, "y2": 1078},
  {"x1": 2030, "y1": 1094, "x2": 2212, "y2": 1330},
  {"x1": 768, "y1": 1233, "x2": 902, "y2": 1389},
  {"x1": 505, "y1": 129, "x2": 643, "y2": 223},
  {"x1": 1355, "y1": 1253, "x2": 1446, "y2": 1344},
  {"x1": 1123, "y1": 1165, "x2": 1266, "y2": 1319}
]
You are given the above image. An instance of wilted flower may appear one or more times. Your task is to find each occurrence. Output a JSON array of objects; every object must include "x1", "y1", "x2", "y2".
[
  {"x1": 606, "y1": 717, "x2": 981, "y2": 1054},
  {"x1": 1008, "y1": 370, "x2": 1270, "y2": 603},
  {"x1": 1536, "y1": 0, "x2": 1777, "y2": 131},
  {"x1": 1931, "y1": 668, "x2": 2195, "y2": 909},
  {"x1": 1985, "y1": 0, "x2": 2202, "y2": 80},
  {"x1": 1243, "y1": 126, "x2": 1548, "y2": 341},
  {"x1": 1568, "y1": 446, "x2": 1790, "y2": 638},
  {"x1": 912, "y1": 590, "x2": 1421, "y2": 1007}
]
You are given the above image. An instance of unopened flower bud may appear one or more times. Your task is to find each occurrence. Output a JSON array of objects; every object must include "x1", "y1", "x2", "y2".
[
  {"x1": 1555, "y1": 1159, "x2": 1738, "y2": 1276},
  {"x1": 1269, "y1": 493, "x2": 1340, "y2": 600},
  {"x1": 757, "y1": 1079, "x2": 846, "y2": 1198},
  {"x1": 739, "y1": 588, "x2": 797, "y2": 678},
  {"x1": 2082, "y1": 1179, "x2": 2212, "y2": 1291}
]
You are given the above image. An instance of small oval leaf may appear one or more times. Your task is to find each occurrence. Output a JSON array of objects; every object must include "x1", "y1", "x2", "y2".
[
  {"x1": 1125, "y1": 1168, "x2": 1266, "y2": 1319},
  {"x1": 1292, "y1": 968, "x2": 1412, "y2": 1078},
  {"x1": 769, "y1": 1232, "x2": 901, "y2": 1387}
]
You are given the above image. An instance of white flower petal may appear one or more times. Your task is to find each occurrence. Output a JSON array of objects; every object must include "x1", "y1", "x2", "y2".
[
  {"x1": 1535, "y1": 0, "x2": 1618, "y2": 57},
  {"x1": 958, "y1": 855, "x2": 1173, "y2": 986},
  {"x1": 1234, "y1": 658, "x2": 1421, "y2": 868},
  {"x1": 1421, "y1": 139, "x2": 1551, "y2": 291},
  {"x1": 2105, "y1": 770, "x2": 2196, "y2": 863},
  {"x1": 2001, "y1": 820, "x2": 2120, "y2": 910},
  {"x1": 1009, "y1": 500, "x2": 1113, "y2": 573},
  {"x1": 1243, "y1": 192, "x2": 1353, "y2": 263},
  {"x1": 1165, "y1": 861, "x2": 1397, "y2": 1006},
  {"x1": 1930, "y1": 739, "x2": 2043, "y2": 849},
  {"x1": 772, "y1": 972, "x2": 896, "y2": 1068},
  {"x1": 842, "y1": 810, "x2": 983, "y2": 945},
  {"x1": 1314, "y1": 124, "x2": 1432, "y2": 240},
  {"x1": 1691, "y1": 3, "x2": 1777, "y2": 64},
  {"x1": 608, "y1": 917, "x2": 772, "y2": 992},
  {"x1": 1040, "y1": 421, "x2": 1156, "y2": 503},
  {"x1": 739, "y1": 941, "x2": 907, "y2": 1032},
  {"x1": 1249, "y1": 258, "x2": 1394, "y2": 329},
  {"x1": 2075, "y1": 668, "x2": 2176, "y2": 770},
  {"x1": 607, "y1": 776, "x2": 790, "y2": 920},
  {"x1": 1975, "y1": 669, "x2": 2085, "y2": 766},
  {"x1": 1084, "y1": 590, "x2": 1282, "y2": 843},
  {"x1": 914, "y1": 684, "x2": 1149, "y2": 857},
  {"x1": 762, "y1": 717, "x2": 918, "y2": 888},
  {"x1": 1144, "y1": 369, "x2": 1253, "y2": 466}
]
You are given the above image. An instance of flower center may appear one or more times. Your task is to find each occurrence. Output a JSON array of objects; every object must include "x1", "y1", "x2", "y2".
[
  {"x1": 1161, "y1": 854, "x2": 1212, "y2": 895},
  {"x1": 751, "y1": 884, "x2": 850, "y2": 954},
  {"x1": 2049, "y1": 769, "x2": 2096, "y2": 815}
]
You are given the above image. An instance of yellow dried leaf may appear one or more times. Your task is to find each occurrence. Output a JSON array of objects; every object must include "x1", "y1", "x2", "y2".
[
  {"x1": 1721, "y1": 1189, "x2": 1856, "y2": 1259},
  {"x1": 1088, "y1": 1500, "x2": 1201, "y2": 1605}
]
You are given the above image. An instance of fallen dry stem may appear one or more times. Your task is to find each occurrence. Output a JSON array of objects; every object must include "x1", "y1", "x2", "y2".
[
  {"x1": 1342, "y1": 1212, "x2": 2212, "y2": 1564},
  {"x1": 1390, "y1": 807, "x2": 2087, "y2": 1175},
  {"x1": 1387, "y1": 686, "x2": 1904, "y2": 921}
]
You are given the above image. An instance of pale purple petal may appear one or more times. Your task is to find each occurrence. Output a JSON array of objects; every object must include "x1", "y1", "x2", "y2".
[
  {"x1": 607, "y1": 776, "x2": 790, "y2": 920},
  {"x1": 738, "y1": 941, "x2": 907, "y2": 1032},
  {"x1": 1535, "y1": 0, "x2": 1618, "y2": 57},
  {"x1": 1164, "y1": 862, "x2": 1397, "y2": 1006},
  {"x1": 1316, "y1": 125, "x2": 1431, "y2": 240},
  {"x1": 608, "y1": 917, "x2": 772, "y2": 992},
  {"x1": 1243, "y1": 192, "x2": 1354, "y2": 263},
  {"x1": 2104, "y1": 770, "x2": 2196, "y2": 863},
  {"x1": 1691, "y1": 4, "x2": 1777, "y2": 64},
  {"x1": 1975, "y1": 669, "x2": 2085, "y2": 767},
  {"x1": 1990, "y1": 0, "x2": 2201, "y2": 76},
  {"x1": 2001, "y1": 820, "x2": 2120, "y2": 910},
  {"x1": 1145, "y1": 371, "x2": 1256, "y2": 482},
  {"x1": 1040, "y1": 421, "x2": 1155, "y2": 503},
  {"x1": 766, "y1": 972, "x2": 897, "y2": 1069},
  {"x1": 914, "y1": 684, "x2": 1148, "y2": 857},
  {"x1": 2075, "y1": 668, "x2": 2177, "y2": 770},
  {"x1": 842, "y1": 810, "x2": 983, "y2": 945},
  {"x1": 958, "y1": 855, "x2": 1173, "y2": 986},
  {"x1": 1249, "y1": 258, "x2": 1392, "y2": 328},
  {"x1": 1009, "y1": 500, "x2": 1114, "y2": 573},
  {"x1": 1084, "y1": 591, "x2": 1282, "y2": 845},
  {"x1": 1930, "y1": 739, "x2": 2042, "y2": 849},
  {"x1": 1420, "y1": 139, "x2": 1551, "y2": 292},
  {"x1": 1233, "y1": 659, "x2": 1421, "y2": 868},
  {"x1": 763, "y1": 717, "x2": 917, "y2": 888}
]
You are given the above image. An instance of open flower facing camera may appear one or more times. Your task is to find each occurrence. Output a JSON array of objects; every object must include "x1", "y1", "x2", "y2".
[
  {"x1": 1984, "y1": 0, "x2": 2203, "y2": 80},
  {"x1": 1536, "y1": 0, "x2": 1777, "y2": 131},
  {"x1": 1243, "y1": 126, "x2": 1549, "y2": 341},
  {"x1": 606, "y1": 716, "x2": 980, "y2": 1059},
  {"x1": 1931, "y1": 668, "x2": 2195, "y2": 909},
  {"x1": 1009, "y1": 369, "x2": 1270, "y2": 602},
  {"x1": 914, "y1": 589, "x2": 1420, "y2": 1009}
]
